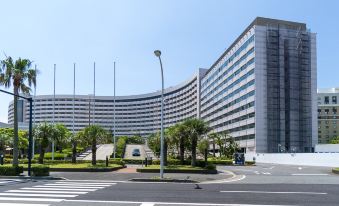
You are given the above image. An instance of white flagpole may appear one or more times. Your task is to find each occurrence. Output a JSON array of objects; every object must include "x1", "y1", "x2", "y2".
[
  {"x1": 52, "y1": 64, "x2": 56, "y2": 161},
  {"x1": 113, "y1": 61, "x2": 116, "y2": 158},
  {"x1": 32, "y1": 64, "x2": 37, "y2": 159},
  {"x1": 93, "y1": 62, "x2": 96, "y2": 125},
  {"x1": 73, "y1": 63, "x2": 75, "y2": 136}
]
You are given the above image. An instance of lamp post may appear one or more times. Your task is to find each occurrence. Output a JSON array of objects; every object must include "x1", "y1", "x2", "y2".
[{"x1": 154, "y1": 50, "x2": 164, "y2": 179}]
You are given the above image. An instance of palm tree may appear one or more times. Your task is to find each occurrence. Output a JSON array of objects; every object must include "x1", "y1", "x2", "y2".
[
  {"x1": 198, "y1": 139, "x2": 210, "y2": 166},
  {"x1": 70, "y1": 130, "x2": 84, "y2": 163},
  {"x1": 34, "y1": 122, "x2": 54, "y2": 164},
  {"x1": 0, "y1": 57, "x2": 37, "y2": 166},
  {"x1": 208, "y1": 133, "x2": 218, "y2": 157},
  {"x1": 167, "y1": 123, "x2": 190, "y2": 164},
  {"x1": 183, "y1": 118, "x2": 209, "y2": 166},
  {"x1": 83, "y1": 125, "x2": 107, "y2": 165}
]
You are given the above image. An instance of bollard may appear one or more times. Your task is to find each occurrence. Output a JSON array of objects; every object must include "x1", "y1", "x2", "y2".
[
  {"x1": 106, "y1": 156, "x2": 109, "y2": 167},
  {"x1": 145, "y1": 157, "x2": 148, "y2": 167},
  {"x1": 0, "y1": 154, "x2": 3, "y2": 165}
]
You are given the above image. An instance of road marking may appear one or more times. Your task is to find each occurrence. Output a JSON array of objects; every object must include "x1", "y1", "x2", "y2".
[
  {"x1": 54, "y1": 182, "x2": 117, "y2": 186},
  {"x1": 254, "y1": 171, "x2": 260, "y2": 174},
  {"x1": 140, "y1": 203, "x2": 155, "y2": 206},
  {"x1": 298, "y1": 167, "x2": 302, "y2": 170},
  {"x1": 7, "y1": 190, "x2": 88, "y2": 194},
  {"x1": 262, "y1": 172, "x2": 271, "y2": 175},
  {"x1": 44, "y1": 183, "x2": 112, "y2": 187},
  {"x1": 21, "y1": 187, "x2": 97, "y2": 191},
  {"x1": 0, "y1": 192, "x2": 77, "y2": 198},
  {"x1": 64, "y1": 199, "x2": 295, "y2": 206},
  {"x1": 220, "y1": 191, "x2": 327, "y2": 195},
  {"x1": 34, "y1": 185, "x2": 104, "y2": 189},
  {"x1": 0, "y1": 197, "x2": 65, "y2": 202},
  {"x1": 59, "y1": 179, "x2": 126, "y2": 183},
  {"x1": 0, "y1": 204, "x2": 48, "y2": 206},
  {"x1": 291, "y1": 174, "x2": 328, "y2": 176}
]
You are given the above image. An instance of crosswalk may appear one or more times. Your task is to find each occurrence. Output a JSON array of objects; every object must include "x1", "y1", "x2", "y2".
[
  {"x1": 0, "y1": 180, "x2": 117, "y2": 206},
  {"x1": 0, "y1": 179, "x2": 23, "y2": 186}
]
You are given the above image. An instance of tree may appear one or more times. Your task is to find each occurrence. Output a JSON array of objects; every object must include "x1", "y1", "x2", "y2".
[
  {"x1": 34, "y1": 122, "x2": 54, "y2": 164},
  {"x1": 0, "y1": 129, "x2": 11, "y2": 155},
  {"x1": 0, "y1": 57, "x2": 37, "y2": 166},
  {"x1": 82, "y1": 125, "x2": 107, "y2": 165},
  {"x1": 198, "y1": 139, "x2": 209, "y2": 166},
  {"x1": 167, "y1": 123, "x2": 190, "y2": 164},
  {"x1": 216, "y1": 134, "x2": 224, "y2": 157},
  {"x1": 330, "y1": 136, "x2": 339, "y2": 144},
  {"x1": 54, "y1": 124, "x2": 71, "y2": 153},
  {"x1": 222, "y1": 132, "x2": 239, "y2": 158},
  {"x1": 208, "y1": 133, "x2": 218, "y2": 157},
  {"x1": 183, "y1": 118, "x2": 209, "y2": 166},
  {"x1": 70, "y1": 130, "x2": 84, "y2": 163},
  {"x1": 148, "y1": 132, "x2": 160, "y2": 157}
]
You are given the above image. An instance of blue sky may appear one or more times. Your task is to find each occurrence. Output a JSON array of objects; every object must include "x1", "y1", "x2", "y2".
[{"x1": 0, "y1": 0, "x2": 338, "y2": 123}]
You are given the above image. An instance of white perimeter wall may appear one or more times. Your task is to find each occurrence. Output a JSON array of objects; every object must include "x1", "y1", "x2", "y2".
[{"x1": 245, "y1": 152, "x2": 339, "y2": 167}]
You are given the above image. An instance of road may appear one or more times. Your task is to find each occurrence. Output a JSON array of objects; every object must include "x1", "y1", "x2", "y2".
[
  {"x1": 124, "y1": 144, "x2": 146, "y2": 159},
  {"x1": 83, "y1": 144, "x2": 113, "y2": 160},
  {"x1": 0, "y1": 163, "x2": 338, "y2": 206}
]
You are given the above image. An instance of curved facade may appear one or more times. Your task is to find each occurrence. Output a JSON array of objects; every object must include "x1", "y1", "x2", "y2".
[
  {"x1": 8, "y1": 17, "x2": 317, "y2": 153},
  {"x1": 9, "y1": 69, "x2": 206, "y2": 137}
]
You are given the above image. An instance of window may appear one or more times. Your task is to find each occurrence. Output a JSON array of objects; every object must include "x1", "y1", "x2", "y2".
[
  {"x1": 332, "y1": 96, "x2": 337, "y2": 104},
  {"x1": 325, "y1": 96, "x2": 329, "y2": 104},
  {"x1": 325, "y1": 109, "x2": 329, "y2": 114}
]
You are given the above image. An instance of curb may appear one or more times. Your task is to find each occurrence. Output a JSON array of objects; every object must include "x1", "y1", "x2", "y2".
[
  {"x1": 130, "y1": 178, "x2": 198, "y2": 183},
  {"x1": 136, "y1": 168, "x2": 218, "y2": 174},
  {"x1": 332, "y1": 168, "x2": 339, "y2": 175},
  {"x1": 48, "y1": 166, "x2": 125, "y2": 172}
]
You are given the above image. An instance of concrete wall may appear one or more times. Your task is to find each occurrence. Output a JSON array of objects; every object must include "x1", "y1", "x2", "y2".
[
  {"x1": 245, "y1": 152, "x2": 339, "y2": 167},
  {"x1": 315, "y1": 144, "x2": 339, "y2": 153}
]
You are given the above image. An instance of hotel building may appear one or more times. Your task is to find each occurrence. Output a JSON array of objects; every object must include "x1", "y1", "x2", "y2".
[{"x1": 8, "y1": 17, "x2": 317, "y2": 153}]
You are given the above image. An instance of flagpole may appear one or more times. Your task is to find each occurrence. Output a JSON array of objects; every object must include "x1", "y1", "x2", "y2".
[
  {"x1": 73, "y1": 63, "x2": 75, "y2": 136},
  {"x1": 52, "y1": 64, "x2": 56, "y2": 161},
  {"x1": 93, "y1": 62, "x2": 96, "y2": 125},
  {"x1": 113, "y1": 61, "x2": 116, "y2": 158},
  {"x1": 32, "y1": 64, "x2": 37, "y2": 159}
]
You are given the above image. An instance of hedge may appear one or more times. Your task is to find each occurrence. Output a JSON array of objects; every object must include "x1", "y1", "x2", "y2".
[
  {"x1": 0, "y1": 165, "x2": 24, "y2": 176},
  {"x1": 3, "y1": 159, "x2": 125, "y2": 166},
  {"x1": 31, "y1": 165, "x2": 50, "y2": 176}
]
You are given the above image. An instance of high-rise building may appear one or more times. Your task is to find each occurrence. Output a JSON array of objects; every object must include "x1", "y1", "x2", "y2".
[
  {"x1": 8, "y1": 17, "x2": 317, "y2": 153},
  {"x1": 317, "y1": 88, "x2": 339, "y2": 144}
]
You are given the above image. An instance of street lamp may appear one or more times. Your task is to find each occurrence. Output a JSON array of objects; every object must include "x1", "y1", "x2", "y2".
[{"x1": 154, "y1": 50, "x2": 164, "y2": 179}]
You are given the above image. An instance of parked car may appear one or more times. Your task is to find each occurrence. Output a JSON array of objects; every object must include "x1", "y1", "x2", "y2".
[{"x1": 132, "y1": 148, "x2": 140, "y2": 156}]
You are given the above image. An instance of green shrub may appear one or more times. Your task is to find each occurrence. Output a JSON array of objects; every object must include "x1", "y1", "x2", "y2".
[
  {"x1": 0, "y1": 165, "x2": 24, "y2": 176},
  {"x1": 122, "y1": 159, "x2": 144, "y2": 164},
  {"x1": 205, "y1": 164, "x2": 216, "y2": 170},
  {"x1": 31, "y1": 165, "x2": 50, "y2": 176}
]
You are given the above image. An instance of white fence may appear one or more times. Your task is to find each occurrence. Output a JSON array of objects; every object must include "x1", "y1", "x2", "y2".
[{"x1": 245, "y1": 152, "x2": 339, "y2": 167}]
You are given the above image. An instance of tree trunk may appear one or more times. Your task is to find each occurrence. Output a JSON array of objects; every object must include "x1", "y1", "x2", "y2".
[
  {"x1": 12, "y1": 89, "x2": 19, "y2": 166},
  {"x1": 38, "y1": 145, "x2": 45, "y2": 164},
  {"x1": 163, "y1": 139, "x2": 168, "y2": 166},
  {"x1": 92, "y1": 137, "x2": 97, "y2": 165},
  {"x1": 191, "y1": 136, "x2": 197, "y2": 166},
  {"x1": 179, "y1": 137, "x2": 185, "y2": 165},
  {"x1": 72, "y1": 141, "x2": 77, "y2": 164},
  {"x1": 212, "y1": 142, "x2": 216, "y2": 157}
]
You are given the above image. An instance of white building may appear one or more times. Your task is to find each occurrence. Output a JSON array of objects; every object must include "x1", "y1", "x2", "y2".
[{"x1": 8, "y1": 17, "x2": 317, "y2": 153}]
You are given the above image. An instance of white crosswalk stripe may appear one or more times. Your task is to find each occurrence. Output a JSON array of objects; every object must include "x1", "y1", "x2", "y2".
[
  {"x1": 0, "y1": 179, "x2": 23, "y2": 185},
  {"x1": 0, "y1": 180, "x2": 116, "y2": 205}
]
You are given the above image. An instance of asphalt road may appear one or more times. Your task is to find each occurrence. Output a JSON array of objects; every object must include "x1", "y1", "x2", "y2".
[
  {"x1": 124, "y1": 144, "x2": 146, "y2": 159},
  {"x1": 83, "y1": 144, "x2": 113, "y2": 160},
  {"x1": 0, "y1": 163, "x2": 338, "y2": 206}
]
